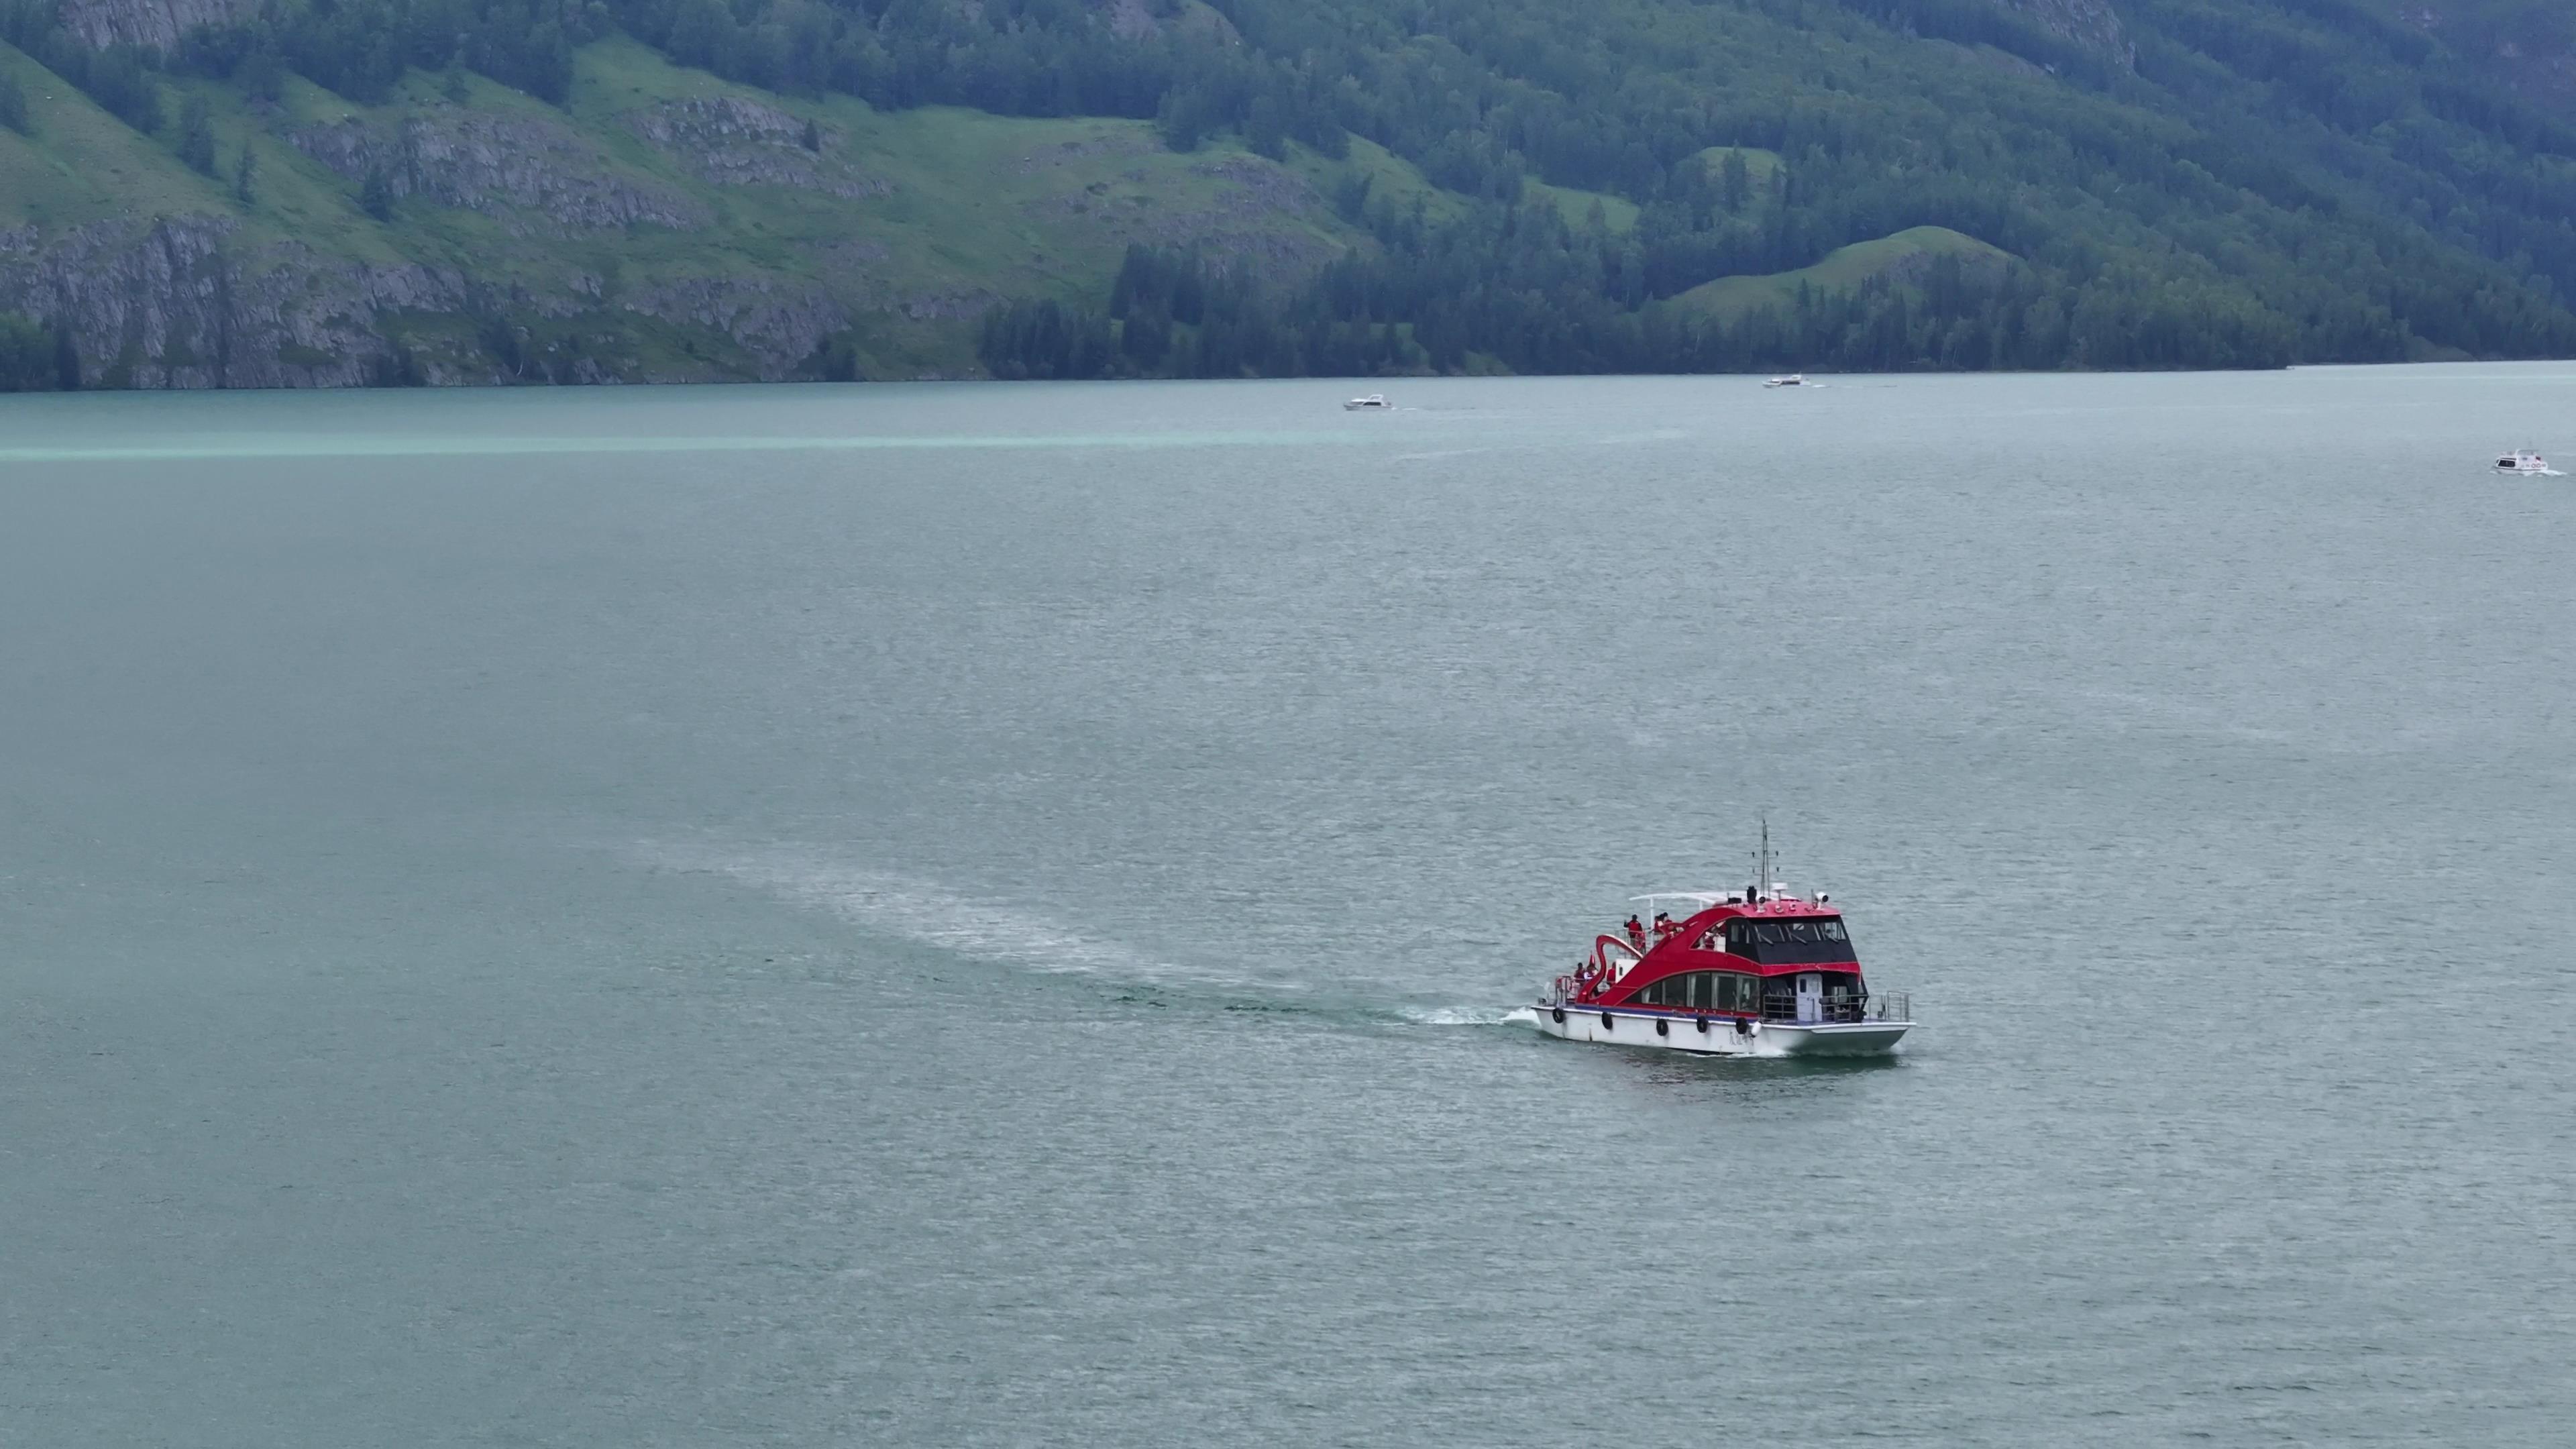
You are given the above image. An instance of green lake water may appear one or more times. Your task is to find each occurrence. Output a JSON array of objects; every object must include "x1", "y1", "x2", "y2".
[{"x1": 5, "y1": 368, "x2": 2573, "y2": 1444}]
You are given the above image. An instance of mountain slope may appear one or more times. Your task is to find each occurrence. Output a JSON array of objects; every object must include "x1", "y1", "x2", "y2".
[
  {"x1": 0, "y1": 32, "x2": 1359, "y2": 382},
  {"x1": 1, "y1": 0, "x2": 2574, "y2": 384}
]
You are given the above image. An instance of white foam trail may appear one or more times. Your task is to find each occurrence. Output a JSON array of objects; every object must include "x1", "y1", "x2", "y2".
[
  {"x1": 635, "y1": 840, "x2": 1267, "y2": 990},
  {"x1": 1399, "y1": 1005, "x2": 1535, "y2": 1026}
]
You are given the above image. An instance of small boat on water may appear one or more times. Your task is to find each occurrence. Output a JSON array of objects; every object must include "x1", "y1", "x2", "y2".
[
  {"x1": 1344, "y1": 393, "x2": 1392, "y2": 411},
  {"x1": 2496, "y1": 449, "x2": 2561, "y2": 476},
  {"x1": 1764, "y1": 373, "x2": 1806, "y2": 388},
  {"x1": 1531, "y1": 826, "x2": 1911, "y2": 1058}
]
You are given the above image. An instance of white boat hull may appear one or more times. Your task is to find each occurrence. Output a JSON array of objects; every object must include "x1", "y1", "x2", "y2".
[{"x1": 1530, "y1": 1005, "x2": 1908, "y2": 1058}]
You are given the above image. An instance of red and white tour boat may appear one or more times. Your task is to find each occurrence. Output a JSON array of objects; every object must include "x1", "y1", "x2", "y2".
[{"x1": 1532, "y1": 833, "x2": 1912, "y2": 1057}]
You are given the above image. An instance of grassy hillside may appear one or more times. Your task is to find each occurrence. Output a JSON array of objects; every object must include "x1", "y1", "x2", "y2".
[
  {"x1": 1673, "y1": 228, "x2": 2012, "y2": 320},
  {"x1": 0, "y1": 31, "x2": 1366, "y2": 383},
  {"x1": 3, "y1": 0, "x2": 2576, "y2": 383}
]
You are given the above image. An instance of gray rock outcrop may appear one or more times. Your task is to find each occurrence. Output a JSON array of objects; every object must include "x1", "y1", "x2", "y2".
[
  {"x1": 55, "y1": 0, "x2": 254, "y2": 50},
  {"x1": 618, "y1": 276, "x2": 852, "y2": 381},
  {"x1": 625, "y1": 98, "x2": 891, "y2": 199},
  {"x1": 0, "y1": 215, "x2": 467, "y2": 387},
  {"x1": 292, "y1": 109, "x2": 707, "y2": 235},
  {"x1": 1990, "y1": 0, "x2": 2135, "y2": 69}
]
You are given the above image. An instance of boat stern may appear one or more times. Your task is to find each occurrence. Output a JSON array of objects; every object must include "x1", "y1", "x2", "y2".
[{"x1": 1748, "y1": 1019, "x2": 1912, "y2": 1057}]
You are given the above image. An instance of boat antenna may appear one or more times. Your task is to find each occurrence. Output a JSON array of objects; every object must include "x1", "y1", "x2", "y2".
[{"x1": 1753, "y1": 814, "x2": 1774, "y2": 902}]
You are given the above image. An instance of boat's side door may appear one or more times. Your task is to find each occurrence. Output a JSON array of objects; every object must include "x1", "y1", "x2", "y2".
[{"x1": 1794, "y1": 973, "x2": 1822, "y2": 1023}]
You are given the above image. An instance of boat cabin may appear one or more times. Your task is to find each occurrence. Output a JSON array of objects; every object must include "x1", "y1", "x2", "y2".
[{"x1": 1566, "y1": 890, "x2": 1876, "y2": 1025}]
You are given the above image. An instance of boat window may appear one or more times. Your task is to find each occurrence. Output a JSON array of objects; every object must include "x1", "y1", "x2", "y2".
[
  {"x1": 1632, "y1": 971, "x2": 1768, "y2": 1012},
  {"x1": 1723, "y1": 918, "x2": 1858, "y2": 965}
]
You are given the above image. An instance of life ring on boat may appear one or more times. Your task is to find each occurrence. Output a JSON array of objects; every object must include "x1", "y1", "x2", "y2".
[
  {"x1": 1600, "y1": 1012, "x2": 1615, "y2": 1030},
  {"x1": 1655, "y1": 1018, "x2": 1668, "y2": 1036},
  {"x1": 1551, "y1": 1008, "x2": 1565, "y2": 1024}
]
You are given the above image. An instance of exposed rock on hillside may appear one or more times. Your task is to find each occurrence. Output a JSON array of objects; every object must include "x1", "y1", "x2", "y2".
[
  {"x1": 1157, "y1": 158, "x2": 1337, "y2": 268},
  {"x1": 2402, "y1": 6, "x2": 2576, "y2": 116},
  {"x1": 1016, "y1": 150, "x2": 1336, "y2": 270},
  {"x1": 1085, "y1": 0, "x2": 1241, "y2": 46},
  {"x1": 617, "y1": 276, "x2": 850, "y2": 381},
  {"x1": 1992, "y1": 0, "x2": 2135, "y2": 68},
  {"x1": 0, "y1": 212, "x2": 869, "y2": 384},
  {"x1": 56, "y1": 0, "x2": 252, "y2": 49},
  {"x1": 292, "y1": 109, "x2": 706, "y2": 234},
  {"x1": 0, "y1": 215, "x2": 465, "y2": 387},
  {"x1": 1016, "y1": 133, "x2": 1157, "y2": 173},
  {"x1": 625, "y1": 99, "x2": 891, "y2": 198}
]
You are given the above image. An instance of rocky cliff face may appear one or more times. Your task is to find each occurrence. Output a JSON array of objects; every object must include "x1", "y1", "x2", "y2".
[
  {"x1": 0, "y1": 215, "x2": 466, "y2": 387},
  {"x1": 627, "y1": 98, "x2": 891, "y2": 199},
  {"x1": 0, "y1": 213, "x2": 859, "y2": 384},
  {"x1": 292, "y1": 109, "x2": 707, "y2": 234},
  {"x1": 54, "y1": 0, "x2": 253, "y2": 49},
  {"x1": 617, "y1": 276, "x2": 851, "y2": 380},
  {"x1": 1992, "y1": 0, "x2": 2135, "y2": 69}
]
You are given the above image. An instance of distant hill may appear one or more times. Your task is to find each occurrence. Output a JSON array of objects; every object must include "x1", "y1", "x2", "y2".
[{"x1": 2, "y1": 0, "x2": 2574, "y2": 384}]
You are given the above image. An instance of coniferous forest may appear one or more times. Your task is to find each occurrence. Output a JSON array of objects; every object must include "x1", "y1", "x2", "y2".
[{"x1": 3, "y1": 0, "x2": 2575, "y2": 381}]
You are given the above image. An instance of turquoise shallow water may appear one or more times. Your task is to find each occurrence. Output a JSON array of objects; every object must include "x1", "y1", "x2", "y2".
[{"x1": 5, "y1": 368, "x2": 2574, "y2": 1444}]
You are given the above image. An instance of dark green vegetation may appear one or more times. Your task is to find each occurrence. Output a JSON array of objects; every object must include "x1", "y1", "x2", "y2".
[
  {"x1": 2, "y1": 0, "x2": 2573, "y2": 382},
  {"x1": 0, "y1": 312, "x2": 77, "y2": 389}
]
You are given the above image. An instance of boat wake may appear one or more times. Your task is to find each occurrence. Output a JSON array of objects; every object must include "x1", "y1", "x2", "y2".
[
  {"x1": 631, "y1": 839, "x2": 1540, "y2": 1032},
  {"x1": 633, "y1": 839, "x2": 1265, "y2": 991},
  {"x1": 1397, "y1": 1004, "x2": 1537, "y2": 1027}
]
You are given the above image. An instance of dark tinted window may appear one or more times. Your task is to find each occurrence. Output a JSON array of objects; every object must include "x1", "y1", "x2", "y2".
[{"x1": 1723, "y1": 916, "x2": 1858, "y2": 964}]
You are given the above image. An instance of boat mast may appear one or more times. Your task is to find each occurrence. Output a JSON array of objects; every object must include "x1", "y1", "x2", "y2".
[{"x1": 1752, "y1": 814, "x2": 1774, "y2": 901}]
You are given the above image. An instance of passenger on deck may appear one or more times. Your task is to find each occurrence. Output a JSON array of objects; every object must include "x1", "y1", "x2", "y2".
[
  {"x1": 1652, "y1": 911, "x2": 1676, "y2": 940},
  {"x1": 1623, "y1": 915, "x2": 1646, "y2": 950}
]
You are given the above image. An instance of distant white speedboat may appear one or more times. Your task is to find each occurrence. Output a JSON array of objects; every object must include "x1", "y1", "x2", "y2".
[
  {"x1": 1763, "y1": 373, "x2": 1806, "y2": 388},
  {"x1": 1344, "y1": 393, "x2": 1392, "y2": 411},
  {"x1": 2496, "y1": 449, "x2": 2561, "y2": 476}
]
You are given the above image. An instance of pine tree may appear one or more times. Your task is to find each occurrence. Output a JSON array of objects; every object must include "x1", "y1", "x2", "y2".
[
  {"x1": 52, "y1": 319, "x2": 80, "y2": 392},
  {"x1": 177, "y1": 95, "x2": 217, "y2": 176},
  {"x1": 1720, "y1": 150, "x2": 1751, "y2": 213}
]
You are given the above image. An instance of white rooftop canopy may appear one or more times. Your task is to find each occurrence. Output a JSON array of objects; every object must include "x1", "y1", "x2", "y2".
[{"x1": 1629, "y1": 891, "x2": 1736, "y2": 908}]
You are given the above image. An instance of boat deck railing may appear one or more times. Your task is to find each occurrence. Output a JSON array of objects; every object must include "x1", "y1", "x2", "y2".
[
  {"x1": 1759, "y1": 991, "x2": 1911, "y2": 1024},
  {"x1": 1542, "y1": 985, "x2": 1915, "y2": 1022}
]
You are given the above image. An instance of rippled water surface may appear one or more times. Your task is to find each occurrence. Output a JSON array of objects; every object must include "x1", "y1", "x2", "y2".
[{"x1": 5, "y1": 369, "x2": 2573, "y2": 1444}]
